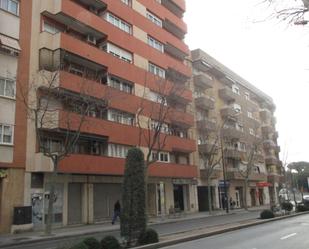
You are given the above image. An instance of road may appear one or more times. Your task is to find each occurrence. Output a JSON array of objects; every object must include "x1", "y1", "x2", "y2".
[
  {"x1": 162, "y1": 214, "x2": 309, "y2": 249},
  {"x1": 1, "y1": 211, "x2": 261, "y2": 249}
]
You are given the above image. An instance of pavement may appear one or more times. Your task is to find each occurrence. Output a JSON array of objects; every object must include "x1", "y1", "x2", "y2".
[{"x1": 0, "y1": 205, "x2": 307, "y2": 249}]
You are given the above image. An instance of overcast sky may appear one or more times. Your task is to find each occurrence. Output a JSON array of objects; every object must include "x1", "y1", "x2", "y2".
[{"x1": 184, "y1": 0, "x2": 309, "y2": 164}]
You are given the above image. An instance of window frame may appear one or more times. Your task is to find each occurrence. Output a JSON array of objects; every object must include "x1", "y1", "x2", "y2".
[
  {"x1": 0, "y1": 124, "x2": 14, "y2": 145},
  {"x1": 146, "y1": 11, "x2": 162, "y2": 27},
  {"x1": 0, "y1": 0, "x2": 19, "y2": 15},
  {"x1": 152, "y1": 151, "x2": 170, "y2": 163},
  {"x1": 0, "y1": 77, "x2": 15, "y2": 99},
  {"x1": 149, "y1": 62, "x2": 165, "y2": 78},
  {"x1": 105, "y1": 12, "x2": 132, "y2": 34},
  {"x1": 147, "y1": 35, "x2": 164, "y2": 53}
]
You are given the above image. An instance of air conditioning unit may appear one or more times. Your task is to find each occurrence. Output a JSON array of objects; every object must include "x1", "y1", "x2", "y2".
[{"x1": 87, "y1": 34, "x2": 96, "y2": 45}]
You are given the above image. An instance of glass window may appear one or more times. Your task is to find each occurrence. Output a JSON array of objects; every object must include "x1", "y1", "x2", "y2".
[
  {"x1": 232, "y1": 84, "x2": 240, "y2": 95},
  {"x1": 147, "y1": 36, "x2": 164, "y2": 52},
  {"x1": 0, "y1": 124, "x2": 13, "y2": 144},
  {"x1": 152, "y1": 151, "x2": 170, "y2": 163},
  {"x1": 146, "y1": 11, "x2": 162, "y2": 27},
  {"x1": 0, "y1": 78, "x2": 15, "y2": 98},
  {"x1": 105, "y1": 43, "x2": 132, "y2": 63},
  {"x1": 149, "y1": 63, "x2": 165, "y2": 78},
  {"x1": 105, "y1": 12, "x2": 132, "y2": 34},
  {"x1": 0, "y1": 0, "x2": 18, "y2": 15}
]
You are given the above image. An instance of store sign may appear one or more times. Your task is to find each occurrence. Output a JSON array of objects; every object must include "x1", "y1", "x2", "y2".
[
  {"x1": 172, "y1": 179, "x2": 197, "y2": 185},
  {"x1": 256, "y1": 182, "x2": 272, "y2": 187}
]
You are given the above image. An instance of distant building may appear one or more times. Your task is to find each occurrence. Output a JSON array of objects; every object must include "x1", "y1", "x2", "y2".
[{"x1": 191, "y1": 49, "x2": 283, "y2": 211}]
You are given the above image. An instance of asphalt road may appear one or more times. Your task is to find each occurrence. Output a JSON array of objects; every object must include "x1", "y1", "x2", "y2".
[
  {"x1": 162, "y1": 214, "x2": 309, "y2": 249},
  {"x1": 1, "y1": 211, "x2": 261, "y2": 249}
]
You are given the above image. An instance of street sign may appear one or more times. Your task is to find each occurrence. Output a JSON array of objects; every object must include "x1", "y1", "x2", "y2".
[{"x1": 219, "y1": 180, "x2": 230, "y2": 187}]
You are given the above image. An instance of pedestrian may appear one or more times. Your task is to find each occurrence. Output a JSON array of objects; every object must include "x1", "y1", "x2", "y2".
[{"x1": 112, "y1": 200, "x2": 121, "y2": 225}]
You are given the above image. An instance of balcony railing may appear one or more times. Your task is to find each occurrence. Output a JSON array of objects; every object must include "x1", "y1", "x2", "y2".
[
  {"x1": 200, "y1": 168, "x2": 222, "y2": 179},
  {"x1": 198, "y1": 142, "x2": 219, "y2": 154},
  {"x1": 224, "y1": 148, "x2": 243, "y2": 159},
  {"x1": 161, "y1": 0, "x2": 185, "y2": 17},
  {"x1": 193, "y1": 74, "x2": 213, "y2": 89},
  {"x1": 163, "y1": 19, "x2": 186, "y2": 39},
  {"x1": 227, "y1": 170, "x2": 267, "y2": 181},
  {"x1": 219, "y1": 88, "x2": 236, "y2": 102},
  {"x1": 195, "y1": 95, "x2": 215, "y2": 110},
  {"x1": 220, "y1": 106, "x2": 238, "y2": 119},
  {"x1": 221, "y1": 127, "x2": 243, "y2": 139},
  {"x1": 265, "y1": 155, "x2": 278, "y2": 165},
  {"x1": 196, "y1": 118, "x2": 217, "y2": 131},
  {"x1": 164, "y1": 42, "x2": 187, "y2": 61}
]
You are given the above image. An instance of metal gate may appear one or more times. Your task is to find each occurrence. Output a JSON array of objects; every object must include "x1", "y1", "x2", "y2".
[
  {"x1": 93, "y1": 183, "x2": 121, "y2": 222},
  {"x1": 68, "y1": 183, "x2": 82, "y2": 225}
]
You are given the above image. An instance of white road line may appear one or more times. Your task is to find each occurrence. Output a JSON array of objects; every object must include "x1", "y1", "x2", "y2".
[{"x1": 280, "y1": 233, "x2": 297, "y2": 240}]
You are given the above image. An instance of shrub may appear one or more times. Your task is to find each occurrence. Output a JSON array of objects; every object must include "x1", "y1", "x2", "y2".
[
  {"x1": 281, "y1": 202, "x2": 293, "y2": 212},
  {"x1": 138, "y1": 228, "x2": 159, "y2": 245},
  {"x1": 101, "y1": 235, "x2": 121, "y2": 249},
  {"x1": 70, "y1": 242, "x2": 88, "y2": 249},
  {"x1": 260, "y1": 209, "x2": 275, "y2": 219},
  {"x1": 296, "y1": 204, "x2": 309, "y2": 212},
  {"x1": 83, "y1": 237, "x2": 101, "y2": 249}
]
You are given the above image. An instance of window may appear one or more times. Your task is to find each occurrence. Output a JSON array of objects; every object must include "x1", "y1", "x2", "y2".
[
  {"x1": 232, "y1": 84, "x2": 240, "y2": 95},
  {"x1": 104, "y1": 43, "x2": 132, "y2": 63},
  {"x1": 0, "y1": 124, "x2": 13, "y2": 145},
  {"x1": 43, "y1": 21, "x2": 62, "y2": 34},
  {"x1": 149, "y1": 62, "x2": 165, "y2": 78},
  {"x1": 108, "y1": 109, "x2": 134, "y2": 125},
  {"x1": 147, "y1": 36, "x2": 164, "y2": 52},
  {"x1": 0, "y1": 0, "x2": 19, "y2": 15},
  {"x1": 108, "y1": 144, "x2": 131, "y2": 158},
  {"x1": 247, "y1": 111, "x2": 253, "y2": 118},
  {"x1": 148, "y1": 91, "x2": 167, "y2": 105},
  {"x1": 107, "y1": 75, "x2": 134, "y2": 94},
  {"x1": 235, "y1": 123, "x2": 244, "y2": 132},
  {"x1": 152, "y1": 151, "x2": 170, "y2": 163},
  {"x1": 121, "y1": 0, "x2": 131, "y2": 6},
  {"x1": 239, "y1": 142, "x2": 246, "y2": 151},
  {"x1": 245, "y1": 92, "x2": 250, "y2": 100},
  {"x1": 151, "y1": 120, "x2": 170, "y2": 134},
  {"x1": 233, "y1": 103, "x2": 241, "y2": 113},
  {"x1": 0, "y1": 77, "x2": 15, "y2": 98},
  {"x1": 105, "y1": 12, "x2": 132, "y2": 34},
  {"x1": 146, "y1": 11, "x2": 162, "y2": 27}
]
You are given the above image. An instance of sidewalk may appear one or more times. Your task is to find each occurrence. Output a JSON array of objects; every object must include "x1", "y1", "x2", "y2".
[{"x1": 0, "y1": 206, "x2": 268, "y2": 248}]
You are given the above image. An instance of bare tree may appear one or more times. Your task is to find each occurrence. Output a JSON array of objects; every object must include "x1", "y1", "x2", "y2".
[
  {"x1": 236, "y1": 127, "x2": 263, "y2": 210},
  {"x1": 136, "y1": 72, "x2": 189, "y2": 213},
  {"x1": 198, "y1": 123, "x2": 222, "y2": 214},
  {"x1": 262, "y1": 0, "x2": 309, "y2": 25},
  {"x1": 20, "y1": 70, "x2": 108, "y2": 235}
]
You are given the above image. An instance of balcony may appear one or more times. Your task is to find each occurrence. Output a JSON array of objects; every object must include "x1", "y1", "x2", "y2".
[
  {"x1": 163, "y1": 19, "x2": 186, "y2": 39},
  {"x1": 268, "y1": 173, "x2": 283, "y2": 183},
  {"x1": 149, "y1": 162, "x2": 198, "y2": 178},
  {"x1": 261, "y1": 124, "x2": 274, "y2": 135},
  {"x1": 259, "y1": 108, "x2": 271, "y2": 122},
  {"x1": 263, "y1": 139, "x2": 276, "y2": 150},
  {"x1": 166, "y1": 67, "x2": 190, "y2": 84},
  {"x1": 196, "y1": 118, "x2": 217, "y2": 132},
  {"x1": 227, "y1": 170, "x2": 267, "y2": 181},
  {"x1": 198, "y1": 142, "x2": 219, "y2": 154},
  {"x1": 224, "y1": 148, "x2": 242, "y2": 160},
  {"x1": 195, "y1": 95, "x2": 215, "y2": 110},
  {"x1": 265, "y1": 155, "x2": 278, "y2": 165},
  {"x1": 219, "y1": 88, "x2": 236, "y2": 102},
  {"x1": 200, "y1": 168, "x2": 222, "y2": 179},
  {"x1": 192, "y1": 59, "x2": 212, "y2": 73},
  {"x1": 74, "y1": 0, "x2": 107, "y2": 13},
  {"x1": 164, "y1": 42, "x2": 187, "y2": 61},
  {"x1": 221, "y1": 127, "x2": 243, "y2": 139},
  {"x1": 193, "y1": 74, "x2": 213, "y2": 89},
  {"x1": 161, "y1": 0, "x2": 185, "y2": 18},
  {"x1": 220, "y1": 106, "x2": 238, "y2": 119}
]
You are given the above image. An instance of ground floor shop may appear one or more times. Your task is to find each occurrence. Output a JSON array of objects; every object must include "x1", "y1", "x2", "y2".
[
  {"x1": 0, "y1": 168, "x2": 25, "y2": 233},
  {"x1": 197, "y1": 179, "x2": 271, "y2": 211},
  {"x1": 22, "y1": 173, "x2": 198, "y2": 230}
]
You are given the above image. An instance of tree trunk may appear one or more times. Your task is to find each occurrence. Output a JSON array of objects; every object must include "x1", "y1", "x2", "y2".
[
  {"x1": 244, "y1": 178, "x2": 248, "y2": 211},
  {"x1": 45, "y1": 158, "x2": 58, "y2": 235},
  {"x1": 207, "y1": 176, "x2": 212, "y2": 214}
]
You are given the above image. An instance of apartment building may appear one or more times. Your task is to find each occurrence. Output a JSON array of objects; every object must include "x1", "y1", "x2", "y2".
[
  {"x1": 191, "y1": 49, "x2": 283, "y2": 211},
  {"x1": 0, "y1": 0, "x2": 27, "y2": 233},
  {"x1": 11, "y1": 0, "x2": 199, "y2": 231}
]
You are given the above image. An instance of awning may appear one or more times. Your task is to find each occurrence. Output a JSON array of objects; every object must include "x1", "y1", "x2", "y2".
[{"x1": 0, "y1": 34, "x2": 20, "y2": 51}]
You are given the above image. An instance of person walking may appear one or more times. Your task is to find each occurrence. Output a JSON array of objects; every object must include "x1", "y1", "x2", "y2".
[{"x1": 112, "y1": 200, "x2": 121, "y2": 225}]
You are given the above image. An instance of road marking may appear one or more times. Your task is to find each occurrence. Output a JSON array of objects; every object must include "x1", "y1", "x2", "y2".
[{"x1": 280, "y1": 233, "x2": 297, "y2": 240}]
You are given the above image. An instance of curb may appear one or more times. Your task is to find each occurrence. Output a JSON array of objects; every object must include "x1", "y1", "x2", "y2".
[{"x1": 134, "y1": 211, "x2": 309, "y2": 249}]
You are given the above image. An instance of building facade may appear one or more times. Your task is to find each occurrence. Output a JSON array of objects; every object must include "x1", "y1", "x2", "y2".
[
  {"x1": 14, "y1": 0, "x2": 198, "y2": 230},
  {"x1": 0, "y1": 0, "x2": 29, "y2": 233},
  {"x1": 191, "y1": 49, "x2": 283, "y2": 211}
]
